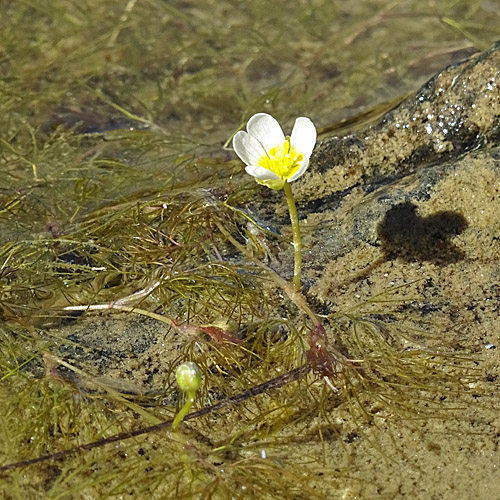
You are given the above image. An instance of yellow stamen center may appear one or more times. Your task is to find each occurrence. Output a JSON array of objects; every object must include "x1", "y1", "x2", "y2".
[{"x1": 258, "y1": 139, "x2": 304, "y2": 180}]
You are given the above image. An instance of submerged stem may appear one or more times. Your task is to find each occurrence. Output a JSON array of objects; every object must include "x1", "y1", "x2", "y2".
[
  {"x1": 283, "y1": 181, "x2": 302, "y2": 288},
  {"x1": 172, "y1": 391, "x2": 196, "y2": 430},
  {"x1": 214, "y1": 220, "x2": 320, "y2": 324}
]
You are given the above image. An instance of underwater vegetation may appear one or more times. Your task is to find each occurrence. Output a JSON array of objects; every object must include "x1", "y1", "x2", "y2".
[
  {"x1": 0, "y1": 119, "x2": 484, "y2": 498},
  {"x1": 1, "y1": 1, "x2": 499, "y2": 499}
]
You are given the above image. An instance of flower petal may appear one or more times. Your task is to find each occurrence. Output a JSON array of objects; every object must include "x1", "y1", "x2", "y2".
[
  {"x1": 247, "y1": 113, "x2": 285, "y2": 151},
  {"x1": 233, "y1": 130, "x2": 267, "y2": 166},
  {"x1": 290, "y1": 117, "x2": 316, "y2": 160},
  {"x1": 288, "y1": 159, "x2": 309, "y2": 182},
  {"x1": 245, "y1": 164, "x2": 281, "y2": 181}
]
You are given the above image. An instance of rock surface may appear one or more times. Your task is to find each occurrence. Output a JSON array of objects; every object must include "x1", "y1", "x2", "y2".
[
  {"x1": 294, "y1": 39, "x2": 500, "y2": 204},
  {"x1": 274, "y1": 41, "x2": 500, "y2": 317}
]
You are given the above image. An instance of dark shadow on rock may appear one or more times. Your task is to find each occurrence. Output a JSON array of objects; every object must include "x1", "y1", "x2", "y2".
[{"x1": 378, "y1": 203, "x2": 468, "y2": 265}]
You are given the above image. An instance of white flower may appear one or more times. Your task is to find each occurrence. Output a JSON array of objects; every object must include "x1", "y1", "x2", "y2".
[{"x1": 233, "y1": 113, "x2": 317, "y2": 190}]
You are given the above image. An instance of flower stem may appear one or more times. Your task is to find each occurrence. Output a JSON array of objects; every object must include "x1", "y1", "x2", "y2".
[
  {"x1": 283, "y1": 181, "x2": 302, "y2": 289},
  {"x1": 172, "y1": 391, "x2": 196, "y2": 430}
]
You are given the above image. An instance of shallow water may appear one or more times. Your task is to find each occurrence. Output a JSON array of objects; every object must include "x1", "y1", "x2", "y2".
[{"x1": 1, "y1": 1, "x2": 499, "y2": 498}]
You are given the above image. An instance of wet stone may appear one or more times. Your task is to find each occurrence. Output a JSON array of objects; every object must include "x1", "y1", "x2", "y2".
[
  {"x1": 250, "y1": 41, "x2": 500, "y2": 349},
  {"x1": 293, "y1": 39, "x2": 500, "y2": 203}
]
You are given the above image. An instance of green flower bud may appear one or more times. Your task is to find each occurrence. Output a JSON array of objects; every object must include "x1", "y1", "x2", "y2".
[{"x1": 176, "y1": 361, "x2": 202, "y2": 393}]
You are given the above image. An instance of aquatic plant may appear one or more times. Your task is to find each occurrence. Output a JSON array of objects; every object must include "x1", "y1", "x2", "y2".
[
  {"x1": 172, "y1": 361, "x2": 202, "y2": 430},
  {"x1": 233, "y1": 113, "x2": 316, "y2": 288},
  {"x1": 0, "y1": 102, "x2": 483, "y2": 499},
  {"x1": 0, "y1": 1, "x2": 496, "y2": 498}
]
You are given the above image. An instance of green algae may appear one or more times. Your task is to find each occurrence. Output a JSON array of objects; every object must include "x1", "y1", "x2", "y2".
[{"x1": 0, "y1": 1, "x2": 499, "y2": 499}]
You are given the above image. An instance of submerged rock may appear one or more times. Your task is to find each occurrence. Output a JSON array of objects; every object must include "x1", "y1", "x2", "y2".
[
  {"x1": 294, "y1": 39, "x2": 500, "y2": 203},
  {"x1": 248, "y1": 41, "x2": 500, "y2": 356}
]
